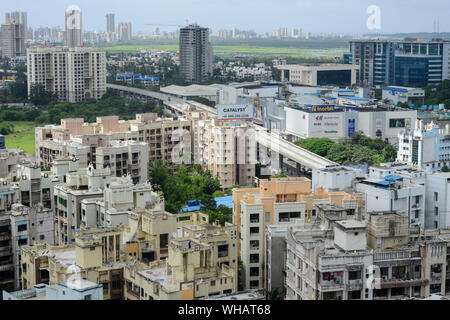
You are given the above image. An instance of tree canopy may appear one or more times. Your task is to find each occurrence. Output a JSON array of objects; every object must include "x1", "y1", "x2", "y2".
[
  {"x1": 149, "y1": 161, "x2": 223, "y2": 219},
  {"x1": 294, "y1": 132, "x2": 397, "y2": 166}
]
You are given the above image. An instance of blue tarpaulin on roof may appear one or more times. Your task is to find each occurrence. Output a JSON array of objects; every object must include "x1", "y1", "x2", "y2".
[
  {"x1": 384, "y1": 175, "x2": 403, "y2": 181},
  {"x1": 374, "y1": 180, "x2": 395, "y2": 186},
  {"x1": 215, "y1": 196, "x2": 233, "y2": 209},
  {"x1": 180, "y1": 196, "x2": 233, "y2": 213}
]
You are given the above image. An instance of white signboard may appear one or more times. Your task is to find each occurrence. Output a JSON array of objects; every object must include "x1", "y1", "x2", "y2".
[{"x1": 217, "y1": 104, "x2": 254, "y2": 120}]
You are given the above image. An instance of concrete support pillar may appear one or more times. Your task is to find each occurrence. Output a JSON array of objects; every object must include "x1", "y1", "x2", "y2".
[
  {"x1": 256, "y1": 142, "x2": 260, "y2": 162},
  {"x1": 296, "y1": 163, "x2": 302, "y2": 176},
  {"x1": 279, "y1": 154, "x2": 284, "y2": 172}
]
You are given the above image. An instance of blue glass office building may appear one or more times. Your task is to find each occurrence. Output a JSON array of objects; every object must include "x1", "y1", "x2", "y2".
[{"x1": 348, "y1": 38, "x2": 450, "y2": 88}]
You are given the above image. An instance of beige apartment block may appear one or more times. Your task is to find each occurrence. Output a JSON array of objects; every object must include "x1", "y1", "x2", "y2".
[
  {"x1": 22, "y1": 227, "x2": 127, "y2": 300},
  {"x1": 233, "y1": 177, "x2": 363, "y2": 290},
  {"x1": 22, "y1": 212, "x2": 238, "y2": 300},
  {"x1": 284, "y1": 209, "x2": 450, "y2": 300},
  {"x1": 193, "y1": 118, "x2": 255, "y2": 190},
  {"x1": 54, "y1": 164, "x2": 153, "y2": 245},
  {"x1": 123, "y1": 218, "x2": 237, "y2": 300},
  {"x1": 27, "y1": 46, "x2": 106, "y2": 102},
  {"x1": 35, "y1": 115, "x2": 192, "y2": 171}
]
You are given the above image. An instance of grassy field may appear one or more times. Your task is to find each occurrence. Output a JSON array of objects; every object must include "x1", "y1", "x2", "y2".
[
  {"x1": 4, "y1": 121, "x2": 36, "y2": 154},
  {"x1": 99, "y1": 44, "x2": 347, "y2": 58}
]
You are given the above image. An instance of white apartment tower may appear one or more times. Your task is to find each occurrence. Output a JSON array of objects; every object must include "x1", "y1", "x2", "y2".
[
  {"x1": 118, "y1": 22, "x2": 132, "y2": 41},
  {"x1": 179, "y1": 24, "x2": 213, "y2": 83},
  {"x1": 65, "y1": 5, "x2": 82, "y2": 48},
  {"x1": 27, "y1": 46, "x2": 107, "y2": 102}
]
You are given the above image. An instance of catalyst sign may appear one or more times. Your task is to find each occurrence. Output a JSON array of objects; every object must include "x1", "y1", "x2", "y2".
[{"x1": 217, "y1": 104, "x2": 254, "y2": 120}]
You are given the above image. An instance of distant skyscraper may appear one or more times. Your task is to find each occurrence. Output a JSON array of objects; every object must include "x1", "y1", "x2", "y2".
[
  {"x1": 118, "y1": 22, "x2": 132, "y2": 41},
  {"x1": 65, "y1": 5, "x2": 82, "y2": 48},
  {"x1": 0, "y1": 20, "x2": 25, "y2": 58},
  {"x1": 179, "y1": 24, "x2": 213, "y2": 83},
  {"x1": 106, "y1": 13, "x2": 115, "y2": 34},
  {"x1": 5, "y1": 11, "x2": 27, "y2": 40}
]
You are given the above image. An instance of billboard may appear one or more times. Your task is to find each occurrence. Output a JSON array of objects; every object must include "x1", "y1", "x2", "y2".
[
  {"x1": 253, "y1": 99, "x2": 263, "y2": 122},
  {"x1": 309, "y1": 105, "x2": 341, "y2": 113},
  {"x1": 217, "y1": 104, "x2": 254, "y2": 120},
  {"x1": 348, "y1": 119, "x2": 355, "y2": 137}
]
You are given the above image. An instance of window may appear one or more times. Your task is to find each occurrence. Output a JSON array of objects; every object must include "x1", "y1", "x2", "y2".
[
  {"x1": 348, "y1": 290, "x2": 361, "y2": 299},
  {"x1": 17, "y1": 223, "x2": 27, "y2": 232},
  {"x1": 250, "y1": 214, "x2": 259, "y2": 223},
  {"x1": 250, "y1": 240, "x2": 259, "y2": 250},
  {"x1": 250, "y1": 227, "x2": 259, "y2": 235},
  {"x1": 389, "y1": 119, "x2": 405, "y2": 128},
  {"x1": 249, "y1": 280, "x2": 259, "y2": 288},
  {"x1": 250, "y1": 254, "x2": 259, "y2": 263},
  {"x1": 435, "y1": 192, "x2": 439, "y2": 202},
  {"x1": 250, "y1": 267, "x2": 259, "y2": 277},
  {"x1": 349, "y1": 270, "x2": 361, "y2": 280},
  {"x1": 84, "y1": 294, "x2": 92, "y2": 300},
  {"x1": 39, "y1": 235, "x2": 45, "y2": 241},
  {"x1": 218, "y1": 244, "x2": 229, "y2": 258}
]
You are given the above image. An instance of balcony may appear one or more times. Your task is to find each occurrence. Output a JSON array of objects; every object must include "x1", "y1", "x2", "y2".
[
  {"x1": 380, "y1": 277, "x2": 428, "y2": 289},
  {"x1": 127, "y1": 288, "x2": 140, "y2": 299}
]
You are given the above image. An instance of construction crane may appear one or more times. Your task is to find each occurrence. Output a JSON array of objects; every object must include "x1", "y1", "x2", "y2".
[
  {"x1": 146, "y1": 23, "x2": 182, "y2": 27},
  {"x1": 145, "y1": 20, "x2": 190, "y2": 28}
]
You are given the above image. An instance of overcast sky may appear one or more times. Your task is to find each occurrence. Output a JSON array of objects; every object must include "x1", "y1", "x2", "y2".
[{"x1": 1, "y1": 0, "x2": 449, "y2": 34}]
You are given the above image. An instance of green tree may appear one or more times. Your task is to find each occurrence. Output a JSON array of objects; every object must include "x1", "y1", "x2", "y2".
[
  {"x1": 265, "y1": 287, "x2": 285, "y2": 300},
  {"x1": 271, "y1": 172, "x2": 288, "y2": 178},
  {"x1": 9, "y1": 81, "x2": 28, "y2": 100},
  {"x1": 204, "y1": 205, "x2": 231, "y2": 226},
  {"x1": 29, "y1": 84, "x2": 57, "y2": 106},
  {"x1": 294, "y1": 138, "x2": 335, "y2": 157}
]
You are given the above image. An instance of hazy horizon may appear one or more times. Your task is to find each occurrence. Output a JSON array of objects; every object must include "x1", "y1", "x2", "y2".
[{"x1": 1, "y1": 0, "x2": 449, "y2": 35}]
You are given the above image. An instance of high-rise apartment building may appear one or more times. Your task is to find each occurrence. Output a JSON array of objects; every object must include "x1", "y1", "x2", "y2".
[
  {"x1": 193, "y1": 118, "x2": 255, "y2": 190},
  {"x1": 118, "y1": 22, "x2": 132, "y2": 41},
  {"x1": 179, "y1": 25, "x2": 213, "y2": 83},
  {"x1": 5, "y1": 11, "x2": 27, "y2": 40},
  {"x1": 65, "y1": 5, "x2": 82, "y2": 48},
  {"x1": 233, "y1": 178, "x2": 363, "y2": 290},
  {"x1": 0, "y1": 20, "x2": 25, "y2": 58},
  {"x1": 106, "y1": 14, "x2": 115, "y2": 34},
  {"x1": 27, "y1": 46, "x2": 106, "y2": 103}
]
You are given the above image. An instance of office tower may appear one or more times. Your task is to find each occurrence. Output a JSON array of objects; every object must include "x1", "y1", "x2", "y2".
[
  {"x1": 65, "y1": 5, "x2": 82, "y2": 48},
  {"x1": 0, "y1": 20, "x2": 25, "y2": 58},
  {"x1": 349, "y1": 40, "x2": 396, "y2": 86},
  {"x1": 118, "y1": 22, "x2": 132, "y2": 41},
  {"x1": 5, "y1": 11, "x2": 27, "y2": 40},
  {"x1": 106, "y1": 13, "x2": 115, "y2": 33},
  {"x1": 179, "y1": 24, "x2": 213, "y2": 83},
  {"x1": 27, "y1": 46, "x2": 106, "y2": 103},
  {"x1": 349, "y1": 38, "x2": 450, "y2": 87}
]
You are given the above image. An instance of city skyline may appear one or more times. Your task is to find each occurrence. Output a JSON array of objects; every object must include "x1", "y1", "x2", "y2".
[{"x1": 1, "y1": 0, "x2": 450, "y2": 35}]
